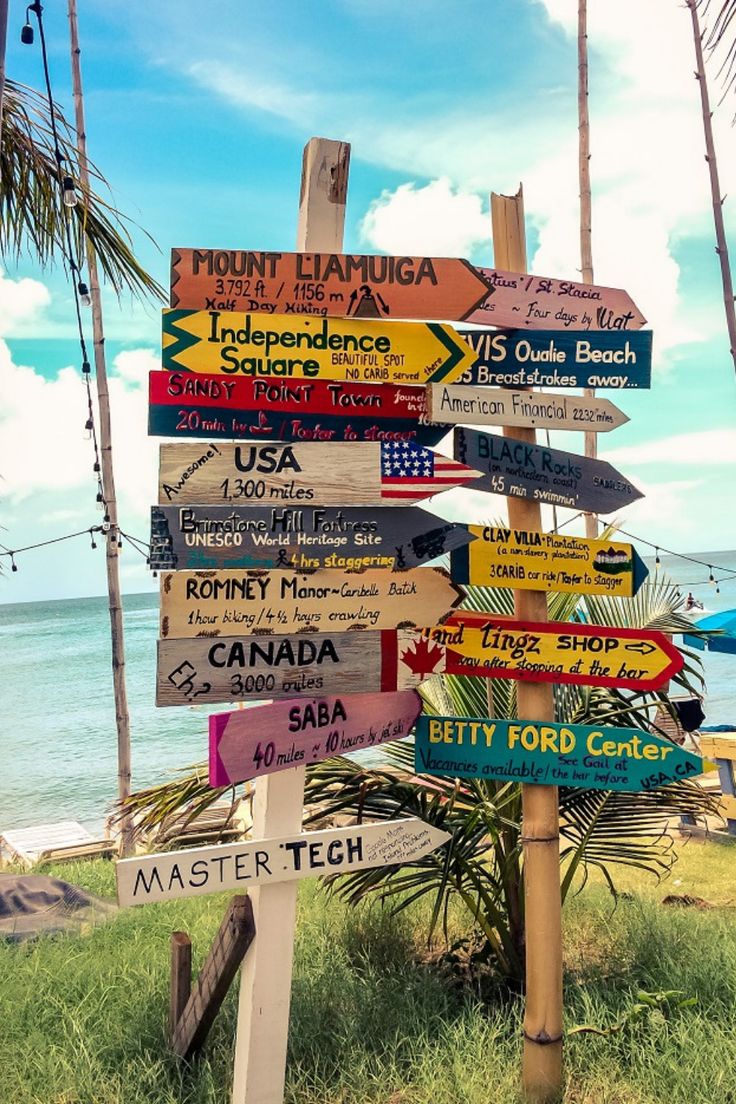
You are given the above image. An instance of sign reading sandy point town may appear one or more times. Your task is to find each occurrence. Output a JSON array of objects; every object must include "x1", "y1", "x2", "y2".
[
  {"x1": 464, "y1": 269, "x2": 646, "y2": 330},
  {"x1": 159, "y1": 566, "x2": 462, "y2": 638},
  {"x1": 170, "y1": 249, "x2": 493, "y2": 321},
  {"x1": 427, "y1": 384, "x2": 628, "y2": 432},
  {"x1": 415, "y1": 716, "x2": 709, "y2": 793},
  {"x1": 149, "y1": 370, "x2": 450, "y2": 447},
  {"x1": 209, "y1": 690, "x2": 423, "y2": 787},
  {"x1": 451, "y1": 526, "x2": 649, "y2": 598},
  {"x1": 162, "y1": 310, "x2": 476, "y2": 386}
]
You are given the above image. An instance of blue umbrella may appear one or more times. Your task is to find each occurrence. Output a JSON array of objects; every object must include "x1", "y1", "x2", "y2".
[{"x1": 683, "y1": 608, "x2": 736, "y2": 654}]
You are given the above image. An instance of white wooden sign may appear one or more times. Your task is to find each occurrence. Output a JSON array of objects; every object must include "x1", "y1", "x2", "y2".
[{"x1": 426, "y1": 383, "x2": 628, "y2": 432}]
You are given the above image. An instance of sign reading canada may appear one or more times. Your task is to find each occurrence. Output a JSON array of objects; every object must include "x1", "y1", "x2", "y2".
[
  {"x1": 415, "y1": 716, "x2": 708, "y2": 793},
  {"x1": 451, "y1": 526, "x2": 649, "y2": 598},
  {"x1": 464, "y1": 270, "x2": 646, "y2": 331}
]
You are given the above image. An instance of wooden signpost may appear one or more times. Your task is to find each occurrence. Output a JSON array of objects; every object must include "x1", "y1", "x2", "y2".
[
  {"x1": 427, "y1": 383, "x2": 628, "y2": 433},
  {"x1": 454, "y1": 427, "x2": 643, "y2": 514},
  {"x1": 415, "y1": 716, "x2": 709, "y2": 793},
  {"x1": 209, "y1": 690, "x2": 422, "y2": 787},
  {"x1": 455, "y1": 328, "x2": 652, "y2": 389},
  {"x1": 162, "y1": 309, "x2": 477, "y2": 386},
  {"x1": 116, "y1": 818, "x2": 450, "y2": 907},
  {"x1": 464, "y1": 268, "x2": 647, "y2": 330},
  {"x1": 149, "y1": 503, "x2": 474, "y2": 572},
  {"x1": 158, "y1": 440, "x2": 481, "y2": 507},
  {"x1": 451, "y1": 526, "x2": 649, "y2": 598},
  {"x1": 149, "y1": 370, "x2": 450, "y2": 447},
  {"x1": 159, "y1": 566, "x2": 461, "y2": 638},
  {"x1": 170, "y1": 248, "x2": 493, "y2": 320}
]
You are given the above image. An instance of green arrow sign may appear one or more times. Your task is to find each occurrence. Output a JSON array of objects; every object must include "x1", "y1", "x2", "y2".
[{"x1": 415, "y1": 716, "x2": 709, "y2": 793}]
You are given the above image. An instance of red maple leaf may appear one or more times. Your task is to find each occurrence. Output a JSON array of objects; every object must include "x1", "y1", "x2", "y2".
[{"x1": 401, "y1": 636, "x2": 445, "y2": 679}]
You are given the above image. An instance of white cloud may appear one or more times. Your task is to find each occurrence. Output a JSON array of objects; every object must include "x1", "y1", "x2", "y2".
[
  {"x1": 0, "y1": 269, "x2": 51, "y2": 337},
  {"x1": 361, "y1": 179, "x2": 489, "y2": 257},
  {"x1": 602, "y1": 428, "x2": 736, "y2": 467}
]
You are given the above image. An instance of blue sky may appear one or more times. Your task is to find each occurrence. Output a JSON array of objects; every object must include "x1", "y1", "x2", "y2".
[{"x1": 1, "y1": 0, "x2": 735, "y2": 603}]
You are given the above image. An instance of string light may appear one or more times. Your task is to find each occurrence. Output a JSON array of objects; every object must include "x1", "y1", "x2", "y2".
[
  {"x1": 77, "y1": 280, "x2": 91, "y2": 306},
  {"x1": 655, "y1": 547, "x2": 661, "y2": 566},
  {"x1": 62, "y1": 176, "x2": 78, "y2": 208}
]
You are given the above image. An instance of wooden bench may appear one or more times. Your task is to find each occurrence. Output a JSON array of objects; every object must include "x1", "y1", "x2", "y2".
[{"x1": 698, "y1": 732, "x2": 736, "y2": 837}]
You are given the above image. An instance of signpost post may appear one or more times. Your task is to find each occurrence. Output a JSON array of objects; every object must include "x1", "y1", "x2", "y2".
[{"x1": 427, "y1": 384, "x2": 628, "y2": 432}]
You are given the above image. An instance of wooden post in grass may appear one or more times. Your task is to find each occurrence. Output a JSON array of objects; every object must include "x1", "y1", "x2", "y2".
[
  {"x1": 491, "y1": 187, "x2": 563, "y2": 1102},
  {"x1": 231, "y1": 136, "x2": 350, "y2": 1104},
  {"x1": 578, "y1": 0, "x2": 598, "y2": 540},
  {"x1": 169, "y1": 932, "x2": 192, "y2": 1042}
]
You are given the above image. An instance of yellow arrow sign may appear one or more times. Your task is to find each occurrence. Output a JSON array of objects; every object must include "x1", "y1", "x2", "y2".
[{"x1": 162, "y1": 309, "x2": 477, "y2": 386}]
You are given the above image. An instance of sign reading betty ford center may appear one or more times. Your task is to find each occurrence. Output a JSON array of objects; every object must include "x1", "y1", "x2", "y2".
[
  {"x1": 454, "y1": 428, "x2": 643, "y2": 515},
  {"x1": 162, "y1": 309, "x2": 476, "y2": 386},
  {"x1": 464, "y1": 270, "x2": 647, "y2": 331},
  {"x1": 170, "y1": 249, "x2": 493, "y2": 321},
  {"x1": 117, "y1": 818, "x2": 450, "y2": 907},
  {"x1": 427, "y1": 384, "x2": 628, "y2": 433},
  {"x1": 159, "y1": 566, "x2": 461, "y2": 638},
  {"x1": 415, "y1": 716, "x2": 709, "y2": 794},
  {"x1": 455, "y1": 329, "x2": 652, "y2": 390},
  {"x1": 451, "y1": 526, "x2": 649, "y2": 598},
  {"x1": 149, "y1": 504, "x2": 474, "y2": 573}
]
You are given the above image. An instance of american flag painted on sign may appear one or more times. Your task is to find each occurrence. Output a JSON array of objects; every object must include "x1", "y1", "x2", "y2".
[{"x1": 380, "y1": 442, "x2": 479, "y2": 500}]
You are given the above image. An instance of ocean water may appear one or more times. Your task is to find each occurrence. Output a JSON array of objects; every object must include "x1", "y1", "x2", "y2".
[{"x1": 1, "y1": 549, "x2": 735, "y2": 836}]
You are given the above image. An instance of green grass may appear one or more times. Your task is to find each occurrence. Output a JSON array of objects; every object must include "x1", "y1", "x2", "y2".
[{"x1": 0, "y1": 843, "x2": 735, "y2": 1104}]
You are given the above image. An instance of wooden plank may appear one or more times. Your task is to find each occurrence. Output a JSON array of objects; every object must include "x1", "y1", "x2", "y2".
[
  {"x1": 169, "y1": 249, "x2": 493, "y2": 321},
  {"x1": 720, "y1": 794, "x2": 736, "y2": 821},
  {"x1": 451, "y1": 525, "x2": 649, "y2": 598},
  {"x1": 465, "y1": 268, "x2": 646, "y2": 330},
  {"x1": 209, "y1": 690, "x2": 423, "y2": 787},
  {"x1": 159, "y1": 566, "x2": 461, "y2": 638},
  {"x1": 116, "y1": 820, "x2": 450, "y2": 907},
  {"x1": 149, "y1": 503, "x2": 474, "y2": 573},
  {"x1": 454, "y1": 427, "x2": 643, "y2": 515},
  {"x1": 161, "y1": 310, "x2": 476, "y2": 386},
  {"x1": 426, "y1": 383, "x2": 628, "y2": 432},
  {"x1": 172, "y1": 896, "x2": 256, "y2": 1060},
  {"x1": 455, "y1": 328, "x2": 652, "y2": 389},
  {"x1": 698, "y1": 734, "x2": 736, "y2": 760},
  {"x1": 169, "y1": 932, "x2": 192, "y2": 1043},
  {"x1": 149, "y1": 370, "x2": 450, "y2": 447},
  {"x1": 415, "y1": 716, "x2": 708, "y2": 793},
  {"x1": 158, "y1": 441, "x2": 480, "y2": 507}
]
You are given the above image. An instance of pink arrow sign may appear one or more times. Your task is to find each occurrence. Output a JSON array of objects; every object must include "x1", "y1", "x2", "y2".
[{"x1": 209, "y1": 690, "x2": 422, "y2": 787}]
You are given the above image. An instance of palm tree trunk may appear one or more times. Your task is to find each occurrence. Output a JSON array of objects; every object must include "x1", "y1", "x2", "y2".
[{"x1": 579, "y1": 0, "x2": 599, "y2": 540}]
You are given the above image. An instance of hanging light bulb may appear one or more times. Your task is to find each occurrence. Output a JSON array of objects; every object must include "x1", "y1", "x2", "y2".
[
  {"x1": 21, "y1": 20, "x2": 34, "y2": 43},
  {"x1": 84, "y1": 417, "x2": 93, "y2": 440},
  {"x1": 77, "y1": 280, "x2": 92, "y2": 307},
  {"x1": 62, "y1": 176, "x2": 79, "y2": 208},
  {"x1": 655, "y1": 547, "x2": 661, "y2": 567},
  {"x1": 10, "y1": 554, "x2": 18, "y2": 573},
  {"x1": 90, "y1": 529, "x2": 97, "y2": 550},
  {"x1": 82, "y1": 360, "x2": 91, "y2": 375},
  {"x1": 709, "y1": 567, "x2": 715, "y2": 585}
]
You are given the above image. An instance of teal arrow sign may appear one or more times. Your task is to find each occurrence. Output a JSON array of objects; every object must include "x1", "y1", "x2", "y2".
[{"x1": 415, "y1": 716, "x2": 709, "y2": 793}]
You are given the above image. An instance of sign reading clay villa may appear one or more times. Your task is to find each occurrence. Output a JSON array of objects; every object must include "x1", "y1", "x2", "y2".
[
  {"x1": 149, "y1": 504, "x2": 474, "y2": 572},
  {"x1": 415, "y1": 716, "x2": 708, "y2": 793},
  {"x1": 427, "y1": 384, "x2": 628, "y2": 432},
  {"x1": 454, "y1": 428, "x2": 643, "y2": 514},
  {"x1": 463, "y1": 270, "x2": 646, "y2": 331}
]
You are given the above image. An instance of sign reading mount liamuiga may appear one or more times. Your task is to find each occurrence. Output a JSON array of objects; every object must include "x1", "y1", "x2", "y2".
[{"x1": 454, "y1": 428, "x2": 643, "y2": 515}]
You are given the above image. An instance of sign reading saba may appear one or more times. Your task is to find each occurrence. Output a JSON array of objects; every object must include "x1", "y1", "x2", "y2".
[
  {"x1": 209, "y1": 690, "x2": 423, "y2": 787},
  {"x1": 451, "y1": 526, "x2": 649, "y2": 598},
  {"x1": 170, "y1": 249, "x2": 493, "y2": 320},
  {"x1": 162, "y1": 310, "x2": 476, "y2": 386},
  {"x1": 463, "y1": 270, "x2": 646, "y2": 331},
  {"x1": 158, "y1": 441, "x2": 481, "y2": 507},
  {"x1": 149, "y1": 504, "x2": 474, "y2": 572},
  {"x1": 455, "y1": 328, "x2": 652, "y2": 389},
  {"x1": 159, "y1": 566, "x2": 461, "y2": 638},
  {"x1": 427, "y1": 384, "x2": 628, "y2": 433},
  {"x1": 149, "y1": 371, "x2": 450, "y2": 448},
  {"x1": 454, "y1": 428, "x2": 643, "y2": 515},
  {"x1": 415, "y1": 716, "x2": 709, "y2": 793},
  {"x1": 117, "y1": 818, "x2": 450, "y2": 907}
]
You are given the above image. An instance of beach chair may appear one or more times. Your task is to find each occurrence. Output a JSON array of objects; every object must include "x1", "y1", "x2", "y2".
[{"x1": 0, "y1": 821, "x2": 110, "y2": 869}]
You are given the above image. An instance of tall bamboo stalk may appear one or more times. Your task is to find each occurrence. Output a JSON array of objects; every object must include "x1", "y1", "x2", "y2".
[
  {"x1": 688, "y1": 0, "x2": 736, "y2": 376},
  {"x1": 578, "y1": 0, "x2": 598, "y2": 539},
  {"x1": 67, "y1": 0, "x2": 133, "y2": 855},
  {"x1": 0, "y1": 0, "x2": 8, "y2": 179}
]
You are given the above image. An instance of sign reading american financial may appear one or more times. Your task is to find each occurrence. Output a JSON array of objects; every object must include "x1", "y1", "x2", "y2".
[
  {"x1": 162, "y1": 310, "x2": 476, "y2": 386},
  {"x1": 454, "y1": 328, "x2": 652, "y2": 389},
  {"x1": 451, "y1": 526, "x2": 649, "y2": 597},
  {"x1": 427, "y1": 384, "x2": 628, "y2": 433},
  {"x1": 149, "y1": 505, "x2": 474, "y2": 572},
  {"x1": 463, "y1": 271, "x2": 647, "y2": 331}
]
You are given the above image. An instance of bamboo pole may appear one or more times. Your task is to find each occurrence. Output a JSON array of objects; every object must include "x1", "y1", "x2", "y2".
[
  {"x1": 0, "y1": 0, "x2": 8, "y2": 181},
  {"x1": 578, "y1": 0, "x2": 598, "y2": 540},
  {"x1": 67, "y1": 0, "x2": 133, "y2": 855},
  {"x1": 491, "y1": 188, "x2": 563, "y2": 1103},
  {"x1": 687, "y1": 0, "x2": 736, "y2": 377}
]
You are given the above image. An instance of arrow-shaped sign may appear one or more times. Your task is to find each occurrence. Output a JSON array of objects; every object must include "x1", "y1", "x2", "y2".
[
  {"x1": 464, "y1": 269, "x2": 646, "y2": 331},
  {"x1": 116, "y1": 817, "x2": 450, "y2": 907},
  {"x1": 149, "y1": 504, "x2": 475, "y2": 572},
  {"x1": 149, "y1": 370, "x2": 450, "y2": 448},
  {"x1": 209, "y1": 690, "x2": 423, "y2": 787},
  {"x1": 427, "y1": 384, "x2": 628, "y2": 433},
  {"x1": 454, "y1": 428, "x2": 643, "y2": 515},
  {"x1": 159, "y1": 566, "x2": 462, "y2": 638},
  {"x1": 162, "y1": 309, "x2": 477, "y2": 386},
  {"x1": 414, "y1": 716, "x2": 709, "y2": 793},
  {"x1": 450, "y1": 526, "x2": 649, "y2": 598},
  {"x1": 158, "y1": 441, "x2": 481, "y2": 507},
  {"x1": 170, "y1": 249, "x2": 493, "y2": 321}
]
